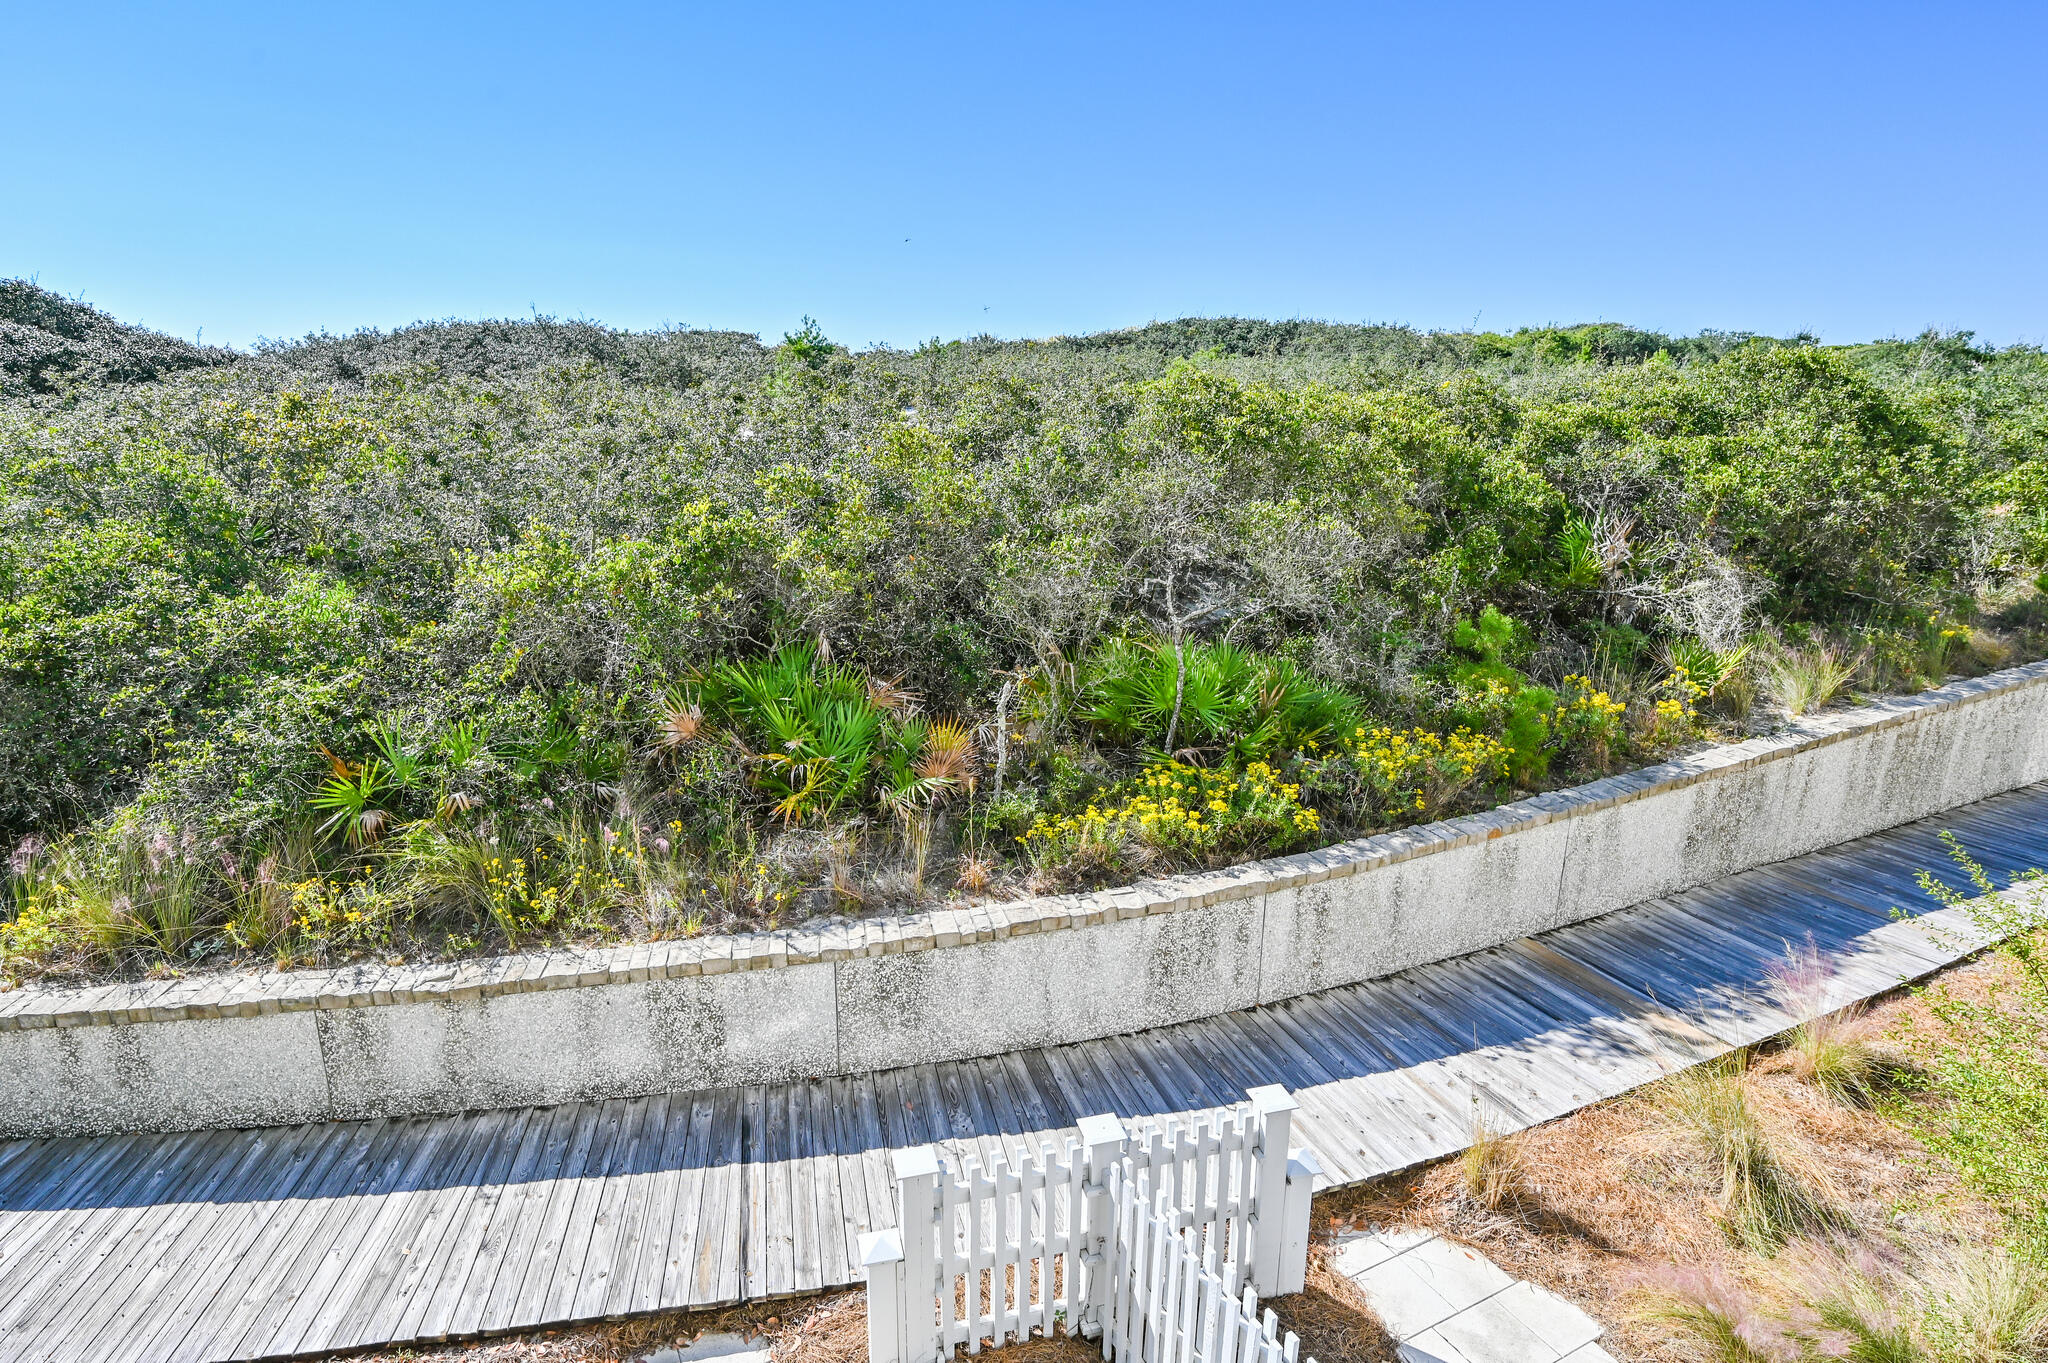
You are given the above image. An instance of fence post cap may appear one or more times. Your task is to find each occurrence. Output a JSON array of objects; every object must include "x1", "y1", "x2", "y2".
[
  {"x1": 859, "y1": 1227, "x2": 905, "y2": 1266},
  {"x1": 1286, "y1": 1148, "x2": 1325, "y2": 1181},
  {"x1": 891, "y1": 1144, "x2": 943, "y2": 1180},
  {"x1": 1076, "y1": 1112, "x2": 1128, "y2": 1146},
  {"x1": 1246, "y1": 1084, "x2": 1298, "y2": 1114}
]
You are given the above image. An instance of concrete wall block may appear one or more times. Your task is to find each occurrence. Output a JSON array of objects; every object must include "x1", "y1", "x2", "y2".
[
  {"x1": 1948, "y1": 688, "x2": 2048, "y2": 801},
  {"x1": 0, "y1": 1012, "x2": 331, "y2": 1138},
  {"x1": 835, "y1": 894, "x2": 1265, "y2": 1072},
  {"x1": 315, "y1": 963, "x2": 838, "y2": 1121},
  {"x1": 1259, "y1": 818, "x2": 1569, "y2": 1004},
  {"x1": 1256, "y1": 869, "x2": 1392, "y2": 1004},
  {"x1": 1679, "y1": 759, "x2": 1810, "y2": 882},
  {"x1": 1461, "y1": 815, "x2": 1577, "y2": 940},
  {"x1": 1554, "y1": 781, "x2": 1701, "y2": 921}
]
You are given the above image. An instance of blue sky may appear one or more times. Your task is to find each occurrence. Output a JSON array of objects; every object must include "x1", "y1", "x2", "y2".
[{"x1": 5, "y1": 2, "x2": 2045, "y2": 349}]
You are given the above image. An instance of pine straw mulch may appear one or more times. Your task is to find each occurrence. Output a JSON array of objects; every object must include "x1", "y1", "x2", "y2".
[
  {"x1": 350, "y1": 1291, "x2": 863, "y2": 1363},
  {"x1": 1311, "y1": 949, "x2": 2020, "y2": 1361},
  {"x1": 347, "y1": 1288, "x2": 1101, "y2": 1363}
]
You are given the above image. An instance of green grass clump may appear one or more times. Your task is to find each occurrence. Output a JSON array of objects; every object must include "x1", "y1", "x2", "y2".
[{"x1": 1658, "y1": 1059, "x2": 1840, "y2": 1252}]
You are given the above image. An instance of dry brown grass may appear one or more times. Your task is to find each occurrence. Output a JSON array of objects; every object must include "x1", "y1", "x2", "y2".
[
  {"x1": 346, "y1": 1268, "x2": 1106, "y2": 1363},
  {"x1": 1459, "y1": 1117, "x2": 1530, "y2": 1213},
  {"x1": 348, "y1": 1252, "x2": 1381, "y2": 1363}
]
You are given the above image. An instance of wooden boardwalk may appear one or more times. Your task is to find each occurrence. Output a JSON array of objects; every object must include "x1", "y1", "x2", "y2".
[{"x1": 1, "y1": 785, "x2": 2043, "y2": 1363}]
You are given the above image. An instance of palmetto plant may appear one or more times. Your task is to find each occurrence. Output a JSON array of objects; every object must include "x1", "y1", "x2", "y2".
[
  {"x1": 366, "y1": 717, "x2": 427, "y2": 791},
  {"x1": 1078, "y1": 639, "x2": 1354, "y2": 763},
  {"x1": 864, "y1": 674, "x2": 921, "y2": 714},
  {"x1": 438, "y1": 719, "x2": 492, "y2": 770},
  {"x1": 310, "y1": 748, "x2": 392, "y2": 847},
  {"x1": 1665, "y1": 637, "x2": 1756, "y2": 700},
  {"x1": 697, "y1": 643, "x2": 960, "y2": 827},
  {"x1": 877, "y1": 716, "x2": 979, "y2": 822},
  {"x1": 507, "y1": 717, "x2": 578, "y2": 780},
  {"x1": 312, "y1": 717, "x2": 438, "y2": 846},
  {"x1": 878, "y1": 717, "x2": 941, "y2": 822},
  {"x1": 652, "y1": 687, "x2": 704, "y2": 751},
  {"x1": 430, "y1": 719, "x2": 491, "y2": 818},
  {"x1": 916, "y1": 719, "x2": 977, "y2": 787}
]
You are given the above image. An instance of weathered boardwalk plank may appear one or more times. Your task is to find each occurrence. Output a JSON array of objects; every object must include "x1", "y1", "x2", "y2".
[{"x1": 2, "y1": 783, "x2": 2042, "y2": 1362}]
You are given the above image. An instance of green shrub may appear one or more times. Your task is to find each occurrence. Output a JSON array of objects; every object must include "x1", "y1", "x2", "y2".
[
  {"x1": 1897, "y1": 840, "x2": 2048, "y2": 1258},
  {"x1": 1446, "y1": 607, "x2": 1557, "y2": 784}
]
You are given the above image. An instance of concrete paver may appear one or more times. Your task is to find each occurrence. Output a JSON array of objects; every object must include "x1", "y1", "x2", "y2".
[
  {"x1": 635, "y1": 1332, "x2": 773, "y2": 1363},
  {"x1": 1495, "y1": 1280, "x2": 1602, "y2": 1353},
  {"x1": 1434, "y1": 1296, "x2": 1563, "y2": 1362},
  {"x1": 1558, "y1": 1344, "x2": 1620, "y2": 1363},
  {"x1": 1396, "y1": 1329, "x2": 1476, "y2": 1363},
  {"x1": 1351, "y1": 1254, "x2": 1462, "y2": 1337},
  {"x1": 1336, "y1": 1229, "x2": 1608, "y2": 1363},
  {"x1": 1328, "y1": 1226, "x2": 1435, "y2": 1278},
  {"x1": 1397, "y1": 1236, "x2": 1519, "y2": 1312}
]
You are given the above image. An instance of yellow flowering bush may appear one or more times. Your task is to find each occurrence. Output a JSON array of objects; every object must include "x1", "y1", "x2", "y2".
[
  {"x1": 288, "y1": 871, "x2": 401, "y2": 951},
  {"x1": 1641, "y1": 664, "x2": 1705, "y2": 748},
  {"x1": 0, "y1": 894, "x2": 67, "y2": 971},
  {"x1": 2, "y1": 840, "x2": 72, "y2": 973},
  {"x1": 391, "y1": 812, "x2": 644, "y2": 950},
  {"x1": 474, "y1": 828, "x2": 638, "y2": 945},
  {"x1": 1549, "y1": 674, "x2": 1627, "y2": 767},
  {"x1": 1019, "y1": 759, "x2": 1322, "y2": 878},
  {"x1": 1305, "y1": 724, "x2": 1510, "y2": 822},
  {"x1": 478, "y1": 852, "x2": 568, "y2": 943}
]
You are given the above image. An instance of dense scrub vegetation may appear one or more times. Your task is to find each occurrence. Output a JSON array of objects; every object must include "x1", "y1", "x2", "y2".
[{"x1": 6, "y1": 282, "x2": 2048, "y2": 982}]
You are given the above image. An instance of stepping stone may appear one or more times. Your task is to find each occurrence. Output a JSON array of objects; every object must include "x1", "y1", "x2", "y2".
[
  {"x1": 1398, "y1": 1331, "x2": 1475, "y2": 1363},
  {"x1": 1328, "y1": 1226, "x2": 1437, "y2": 1277},
  {"x1": 1337, "y1": 1229, "x2": 1608, "y2": 1363},
  {"x1": 1433, "y1": 1295, "x2": 1566, "y2": 1362},
  {"x1": 1349, "y1": 1249, "x2": 1464, "y2": 1336},
  {"x1": 1494, "y1": 1280, "x2": 1603, "y2": 1354},
  {"x1": 1391, "y1": 1235, "x2": 1519, "y2": 1311},
  {"x1": 637, "y1": 1332, "x2": 773, "y2": 1363}
]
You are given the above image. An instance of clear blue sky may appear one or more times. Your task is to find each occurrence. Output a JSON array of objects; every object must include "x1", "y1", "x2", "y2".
[{"x1": 5, "y1": 2, "x2": 2045, "y2": 349}]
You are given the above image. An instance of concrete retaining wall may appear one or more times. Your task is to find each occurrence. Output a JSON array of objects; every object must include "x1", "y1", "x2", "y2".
[{"x1": 7, "y1": 661, "x2": 2048, "y2": 1137}]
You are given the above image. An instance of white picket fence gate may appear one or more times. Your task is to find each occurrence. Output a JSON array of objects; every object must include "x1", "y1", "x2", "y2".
[
  {"x1": 1103, "y1": 1168, "x2": 1306, "y2": 1363},
  {"x1": 862, "y1": 1086, "x2": 1322, "y2": 1363}
]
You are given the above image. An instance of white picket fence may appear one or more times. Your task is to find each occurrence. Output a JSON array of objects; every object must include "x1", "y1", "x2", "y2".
[
  {"x1": 862, "y1": 1085, "x2": 1322, "y2": 1363},
  {"x1": 1103, "y1": 1169, "x2": 1306, "y2": 1363}
]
